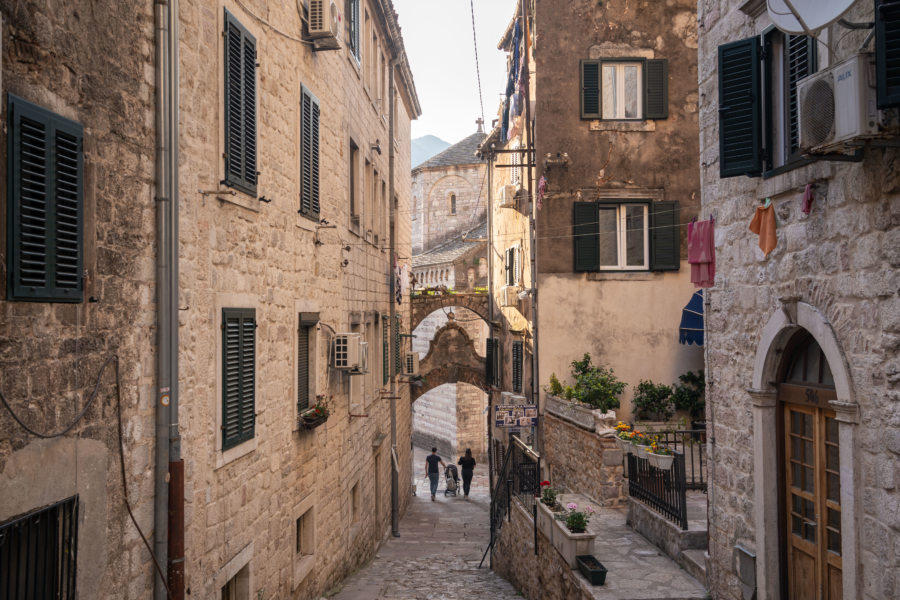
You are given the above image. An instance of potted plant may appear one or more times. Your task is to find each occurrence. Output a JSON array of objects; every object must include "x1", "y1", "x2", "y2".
[
  {"x1": 630, "y1": 431, "x2": 654, "y2": 459},
  {"x1": 632, "y1": 379, "x2": 674, "y2": 422},
  {"x1": 672, "y1": 370, "x2": 705, "y2": 430},
  {"x1": 614, "y1": 422, "x2": 634, "y2": 453},
  {"x1": 576, "y1": 555, "x2": 608, "y2": 585},
  {"x1": 536, "y1": 481, "x2": 562, "y2": 541},
  {"x1": 545, "y1": 354, "x2": 627, "y2": 413},
  {"x1": 647, "y1": 443, "x2": 675, "y2": 470},
  {"x1": 551, "y1": 501, "x2": 597, "y2": 568},
  {"x1": 298, "y1": 398, "x2": 329, "y2": 430}
]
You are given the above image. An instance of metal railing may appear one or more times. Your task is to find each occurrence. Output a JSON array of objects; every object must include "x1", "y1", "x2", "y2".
[
  {"x1": 0, "y1": 495, "x2": 79, "y2": 599},
  {"x1": 482, "y1": 435, "x2": 540, "y2": 567},
  {"x1": 627, "y1": 452, "x2": 689, "y2": 530},
  {"x1": 653, "y1": 429, "x2": 706, "y2": 491}
]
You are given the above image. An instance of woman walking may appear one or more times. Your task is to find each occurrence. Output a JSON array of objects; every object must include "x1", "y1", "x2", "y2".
[{"x1": 457, "y1": 448, "x2": 476, "y2": 498}]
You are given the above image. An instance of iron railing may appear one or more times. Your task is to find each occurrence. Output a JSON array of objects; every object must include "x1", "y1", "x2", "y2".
[
  {"x1": 627, "y1": 452, "x2": 689, "y2": 530},
  {"x1": 653, "y1": 429, "x2": 706, "y2": 491},
  {"x1": 0, "y1": 495, "x2": 79, "y2": 599}
]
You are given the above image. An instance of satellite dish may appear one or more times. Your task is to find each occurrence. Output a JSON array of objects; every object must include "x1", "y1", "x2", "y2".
[{"x1": 767, "y1": 0, "x2": 857, "y2": 35}]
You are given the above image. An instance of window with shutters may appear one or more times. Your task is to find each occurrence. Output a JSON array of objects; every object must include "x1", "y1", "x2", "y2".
[
  {"x1": 7, "y1": 95, "x2": 84, "y2": 302},
  {"x1": 485, "y1": 337, "x2": 501, "y2": 388},
  {"x1": 345, "y1": 0, "x2": 360, "y2": 61},
  {"x1": 222, "y1": 308, "x2": 256, "y2": 451},
  {"x1": 224, "y1": 10, "x2": 257, "y2": 196},
  {"x1": 573, "y1": 200, "x2": 679, "y2": 272},
  {"x1": 717, "y1": 31, "x2": 816, "y2": 178},
  {"x1": 505, "y1": 246, "x2": 520, "y2": 286},
  {"x1": 349, "y1": 139, "x2": 360, "y2": 230},
  {"x1": 512, "y1": 340, "x2": 524, "y2": 394},
  {"x1": 581, "y1": 58, "x2": 668, "y2": 120},
  {"x1": 876, "y1": 0, "x2": 900, "y2": 108},
  {"x1": 299, "y1": 86, "x2": 320, "y2": 221},
  {"x1": 297, "y1": 322, "x2": 313, "y2": 414}
]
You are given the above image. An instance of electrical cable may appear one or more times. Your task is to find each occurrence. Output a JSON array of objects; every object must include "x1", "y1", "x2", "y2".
[
  {"x1": 0, "y1": 355, "x2": 173, "y2": 600},
  {"x1": 235, "y1": 0, "x2": 312, "y2": 45},
  {"x1": 469, "y1": 0, "x2": 486, "y2": 127}
]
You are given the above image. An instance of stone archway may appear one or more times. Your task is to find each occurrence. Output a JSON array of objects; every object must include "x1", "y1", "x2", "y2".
[
  {"x1": 413, "y1": 321, "x2": 486, "y2": 401},
  {"x1": 747, "y1": 300, "x2": 859, "y2": 600},
  {"x1": 410, "y1": 292, "x2": 490, "y2": 332}
]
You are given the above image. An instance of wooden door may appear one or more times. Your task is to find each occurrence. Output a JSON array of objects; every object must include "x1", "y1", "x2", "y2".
[{"x1": 780, "y1": 336, "x2": 842, "y2": 599}]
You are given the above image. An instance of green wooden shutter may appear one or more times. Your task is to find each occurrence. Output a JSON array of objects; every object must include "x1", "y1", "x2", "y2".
[
  {"x1": 718, "y1": 37, "x2": 762, "y2": 178},
  {"x1": 7, "y1": 95, "x2": 84, "y2": 302},
  {"x1": 392, "y1": 315, "x2": 401, "y2": 375},
  {"x1": 297, "y1": 324, "x2": 310, "y2": 412},
  {"x1": 224, "y1": 10, "x2": 257, "y2": 196},
  {"x1": 223, "y1": 308, "x2": 255, "y2": 450},
  {"x1": 877, "y1": 0, "x2": 900, "y2": 108},
  {"x1": 573, "y1": 202, "x2": 599, "y2": 272},
  {"x1": 300, "y1": 86, "x2": 321, "y2": 219},
  {"x1": 382, "y1": 314, "x2": 389, "y2": 384},
  {"x1": 787, "y1": 35, "x2": 816, "y2": 155},
  {"x1": 581, "y1": 60, "x2": 601, "y2": 119},
  {"x1": 643, "y1": 59, "x2": 669, "y2": 119},
  {"x1": 512, "y1": 341, "x2": 523, "y2": 394},
  {"x1": 650, "y1": 201, "x2": 679, "y2": 271},
  {"x1": 493, "y1": 339, "x2": 502, "y2": 388},
  {"x1": 485, "y1": 338, "x2": 494, "y2": 387}
]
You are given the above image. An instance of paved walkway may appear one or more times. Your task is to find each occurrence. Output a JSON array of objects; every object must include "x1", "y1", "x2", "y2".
[{"x1": 327, "y1": 447, "x2": 522, "y2": 600}]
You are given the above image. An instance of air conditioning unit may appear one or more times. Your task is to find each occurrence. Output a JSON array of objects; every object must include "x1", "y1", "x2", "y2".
[
  {"x1": 332, "y1": 333, "x2": 361, "y2": 370},
  {"x1": 357, "y1": 341, "x2": 368, "y2": 374},
  {"x1": 799, "y1": 53, "x2": 898, "y2": 153},
  {"x1": 498, "y1": 184, "x2": 519, "y2": 209},
  {"x1": 403, "y1": 351, "x2": 419, "y2": 376},
  {"x1": 501, "y1": 285, "x2": 520, "y2": 307},
  {"x1": 308, "y1": 0, "x2": 342, "y2": 41}
]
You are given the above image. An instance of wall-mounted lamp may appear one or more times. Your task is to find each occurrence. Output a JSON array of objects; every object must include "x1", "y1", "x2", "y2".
[
  {"x1": 543, "y1": 152, "x2": 570, "y2": 171},
  {"x1": 371, "y1": 140, "x2": 382, "y2": 155}
]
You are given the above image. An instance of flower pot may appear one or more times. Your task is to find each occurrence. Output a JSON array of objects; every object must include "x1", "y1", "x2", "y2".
[
  {"x1": 614, "y1": 437, "x2": 630, "y2": 453},
  {"x1": 648, "y1": 453, "x2": 674, "y2": 470},
  {"x1": 551, "y1": 516, "x2": 596, "y2": 568},
  {"x1": 576, "y1": 555, "x2": 608, "y2": 585},
  {"x1": 635, "y1": 444, "x2": 651, "y2": 459},
  {"x1": 298, "y1": 413, "x2": 328, "y2": 430},
  {"x1": 536, "y1": 501, "x2": 557, "y2": 544}
]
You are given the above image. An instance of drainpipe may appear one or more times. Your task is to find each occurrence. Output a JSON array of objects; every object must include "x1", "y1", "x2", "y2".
[
  {"x1": 521, "y1": 0, "x2": 540, "y2": 454},
  {"x1": 485, "y1": 147, "x2": 495, "y2": 498},
  {"x1": 154, "y1": 0, "x2": 182, "y2": 598},
  {"x1": 388, "y1": 57, "x2": 400, "y2": 538}
]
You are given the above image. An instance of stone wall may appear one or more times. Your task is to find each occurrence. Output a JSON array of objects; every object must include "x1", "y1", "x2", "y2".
[
  {"x1": 0, "y1": 2, "x2": 157, "y2": 598},
  {"x1": 493, "y1": 502, "x2": 592, "y2": 600},
  {"x1": 697, "y1": 2, "x2": 900, "y2": 598},
  {"x1": 543, "y1": 413, "x2": 626, "y2": 507},
  {"x1": 412, "y1": 161, "x2": 486, "y2": 254}
]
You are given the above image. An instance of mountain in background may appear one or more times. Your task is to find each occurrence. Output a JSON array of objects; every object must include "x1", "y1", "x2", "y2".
[{"x1": 411, "y1": 135, "x2": 451, "y2": 169}]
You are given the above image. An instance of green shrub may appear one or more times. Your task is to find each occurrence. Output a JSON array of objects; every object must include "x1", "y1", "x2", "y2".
[
  {"x1": 548, "y1": 373, "x2": 564, "y2": 397},
  {"x1": 672, "y1": 370, "x2": 705, "y2": 419},
  {"x1": 546, "y1": 353, "x2": 626, "y2": 413},
  {"x1": 632, "y1": 379, "x2": 674, "y2": 421}
]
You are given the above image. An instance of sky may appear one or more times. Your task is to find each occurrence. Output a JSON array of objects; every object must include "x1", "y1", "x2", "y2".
[{"x1": 392, "y1": 0, "x2": 518, "y2": 144}]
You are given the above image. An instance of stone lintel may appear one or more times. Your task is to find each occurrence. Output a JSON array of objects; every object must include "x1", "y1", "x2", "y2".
[{"x1": 747, "y1": 388, "x2": 777, "y2": 408}]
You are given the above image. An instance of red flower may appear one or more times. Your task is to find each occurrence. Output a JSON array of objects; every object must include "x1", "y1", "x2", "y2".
[{"x1": 541, "y1": 480, "x2": 550, "y2": 487}]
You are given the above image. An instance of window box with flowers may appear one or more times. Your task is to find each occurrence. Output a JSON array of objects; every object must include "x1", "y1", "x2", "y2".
[
  {"x1": 551, "y1": 501, "x2": 597, "y2": 568},
  {"x1": 647, "y1": 443, "x2": 675, "y2": 470},
  {"x1": 614, "y1": 422, "x2": 634, "y2": 453},
  {"x1": 298, "y1": 399, "x2": 329, "y2": 431},
  {"x1": 537, "y1": 481, "x2": 562, "y2": 542},
  {"x1": 630, "y1": 431, "x2": 654, "y2": 459}
]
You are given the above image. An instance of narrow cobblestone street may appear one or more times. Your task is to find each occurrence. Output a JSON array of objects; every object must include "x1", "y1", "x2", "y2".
[{"x1": 327, "y1": 447, "x2": 522, "y2": 600}]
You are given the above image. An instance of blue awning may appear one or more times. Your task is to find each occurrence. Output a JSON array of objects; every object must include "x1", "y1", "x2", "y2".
[{"x1": 679, "y1": 290, "x2": 704, "y2": 346}]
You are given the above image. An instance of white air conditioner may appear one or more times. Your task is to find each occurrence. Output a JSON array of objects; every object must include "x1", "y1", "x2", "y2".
[
  {"x1": 799, "y1": 53, "x2": 897, "y2": 153},
  {"x1": 498, "y1": 184, "x2": 519, "y2": 209},
  {"x1": 308, "y1": 0, "x2": 342, "y2": 41},
  {"x1": 403, "y1": 351, "x2": 419, "y2": 376},
  {"x1": 501, "y1": 285, "x2": 520, "y2": 307},
  {"x1": 332, "y1": 333, "x2": 361, "y2": 370}
]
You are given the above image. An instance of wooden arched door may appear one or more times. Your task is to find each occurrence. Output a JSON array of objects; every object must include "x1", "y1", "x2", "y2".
[{"x1": 779, "y1": 334, "x2": 842, "y2": 599}]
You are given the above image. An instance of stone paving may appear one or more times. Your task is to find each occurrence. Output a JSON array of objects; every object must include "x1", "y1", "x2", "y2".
[{"x1": 326, "y1": 447, "x2": 523, "y2": 600}]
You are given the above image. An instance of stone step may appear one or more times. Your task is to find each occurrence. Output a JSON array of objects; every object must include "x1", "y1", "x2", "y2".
[{"x1": 681, "y1": 548, "x2": 708, "y2": 586}]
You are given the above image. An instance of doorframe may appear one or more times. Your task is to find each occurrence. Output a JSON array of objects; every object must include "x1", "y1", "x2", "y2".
[{"x1": 747, "y1": 300, "x2": 859, "y2": 600}]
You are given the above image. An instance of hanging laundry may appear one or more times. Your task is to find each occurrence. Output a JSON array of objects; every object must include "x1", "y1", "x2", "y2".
[
  {"x1": 749, "y1": 202, "x2": 777, "y2": 257},
  {"x1": 688, "y1": 218, "x2": 715, "y2": 288},
  {"x1": 501, "y1": 99, "x2": 510, "y2": 143},
  {"x1": 394, "y1": 259, "x2": 403, "y2": 305},
  {"x1": 801, "y1": 183, "x2": 814, "y2": 215},
  {"x1": 506, "y1": 66, "x2": 516, "y2": 98},
  {"x1": 512, "y1": 20, "x2": 521, "y2": 84},
  {"x1": 518, "y1": 61, "x2": 527, "y2": 96},
  {"x1": 537, "y1": 176, "x2": 547, "y2": 211},
  {"x1": 510, "y1": 92, "x2": 521, "y2": 118}
]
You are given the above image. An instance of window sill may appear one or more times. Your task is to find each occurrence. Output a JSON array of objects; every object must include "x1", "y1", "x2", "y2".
[
  {"x1": 758, "y1": 159, "x2": 834, "y2": 199},
  {"x1": 292, "y1": 555, "x2": 315, "y2": 590},
  {"x1": 217, "y1": 188, "x2": 260, "y2": 213},
  {"x1": 215, "y1": 437, "x2": 258, "y2": 470},
  {"x1": 586, "y1": 271, "x2": 658, "y2": 281},
  {"x1": 589, "y1": 120, "x2": 656, "y2": 132}
]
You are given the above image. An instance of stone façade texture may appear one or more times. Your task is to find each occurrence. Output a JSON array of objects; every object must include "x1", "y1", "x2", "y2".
[
  {"x1": 0, "y1": 2, "x2": 158, "y2": 598},
  {"x1": 698, "y1": 2, "x2": 900, "y2": 598}
]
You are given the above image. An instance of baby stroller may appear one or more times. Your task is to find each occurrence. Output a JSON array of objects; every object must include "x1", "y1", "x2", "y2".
[{"x1": 444, "y1": 464, "x2": 459, "y2": 496}]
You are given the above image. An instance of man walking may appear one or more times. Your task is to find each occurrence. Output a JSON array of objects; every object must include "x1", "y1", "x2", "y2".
[{"x1": 425, "y1": 447, "x2": 445, "y2": 501}]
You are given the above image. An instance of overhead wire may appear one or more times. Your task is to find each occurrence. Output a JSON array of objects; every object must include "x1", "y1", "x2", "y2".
[{"x1": 469, "y1": 0, "x2": 486, "y2": 127}]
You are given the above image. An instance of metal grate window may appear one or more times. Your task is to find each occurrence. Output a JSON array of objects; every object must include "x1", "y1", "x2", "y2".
[{"x1": 0, "y1": 496, "x2": 79, "y2": 599}]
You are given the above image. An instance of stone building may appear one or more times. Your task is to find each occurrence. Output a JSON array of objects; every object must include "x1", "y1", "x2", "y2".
[
  {"x1": 698, "y1": 1, "x2": 900, "y2": 599},
  {"x1": 0, "y1": 1, "x2": 420, "y2": 599}
]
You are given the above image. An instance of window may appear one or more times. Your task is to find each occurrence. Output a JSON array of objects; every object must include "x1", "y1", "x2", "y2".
[
  {"x1": 350, "y1": 483, "x2": 360, "y2": 523},
  {"x1": 296, "y1": 510, "x2": 314, "y2": 556},
  {"x1": 876, "y1": 0, "x2": 900, "y2": 107},
  {"x1": 717, "y1": 31, "x2": 817, "y2": 178},
  {"x1": 573, "y1": 201, "x2": 679, "y2": 272},
  {"x1": 345, "y1": 0, "x2": 359, "y2": 60},
  {"x1": 6, "y1": 95, "x2": 84, "y2": 302},
  {"x1": 382, "y1": 314, "x2": 389, "y2": 384},
  {"x1": 349, "y1": 323, "x2": 362, "y2": 409},
  {"x1": 510, "y1": 142, "x2": 522, "y2": 186},
  {"x1": 0, "y1": 496, "x2": 78, "y2": 599},
  {"x1": 449, "y1": 193, "x2": 457, "y2": 215},
  {"x1": 299, "y1": 86, "x2": 320, "y2": 220},
  {"x1": 349, "y1": 140, "x2": 359, "y2": 228},
  {"x1": 485, "y1": 338, "x2": 501, "y2": 388},
  {"x1": 512, "y1": 340, "x2": 524, "y2": 394},
  {"x1": 224, "y1": 10, "x2": 257, "y2": 196},
  {"x1": 222, "y1": 308, "x2": 256, "y2": 450},
  {"x1": 505, "y1": 246, "x2": 520, "y2": 286},
  {"x1": 581, "y1": 58, "x2": 668, "y2": 120},
  {"x1": 297, "y1": 313, "x2": 317, "y2": 414},
  {"x1": 221, "y1": 564, "x2": 250, "y2": 600}
]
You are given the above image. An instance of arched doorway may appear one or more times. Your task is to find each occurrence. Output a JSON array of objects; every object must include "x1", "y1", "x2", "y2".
[{"x1": 778, "y1": 333, "x2": 841, "y2": 600}]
